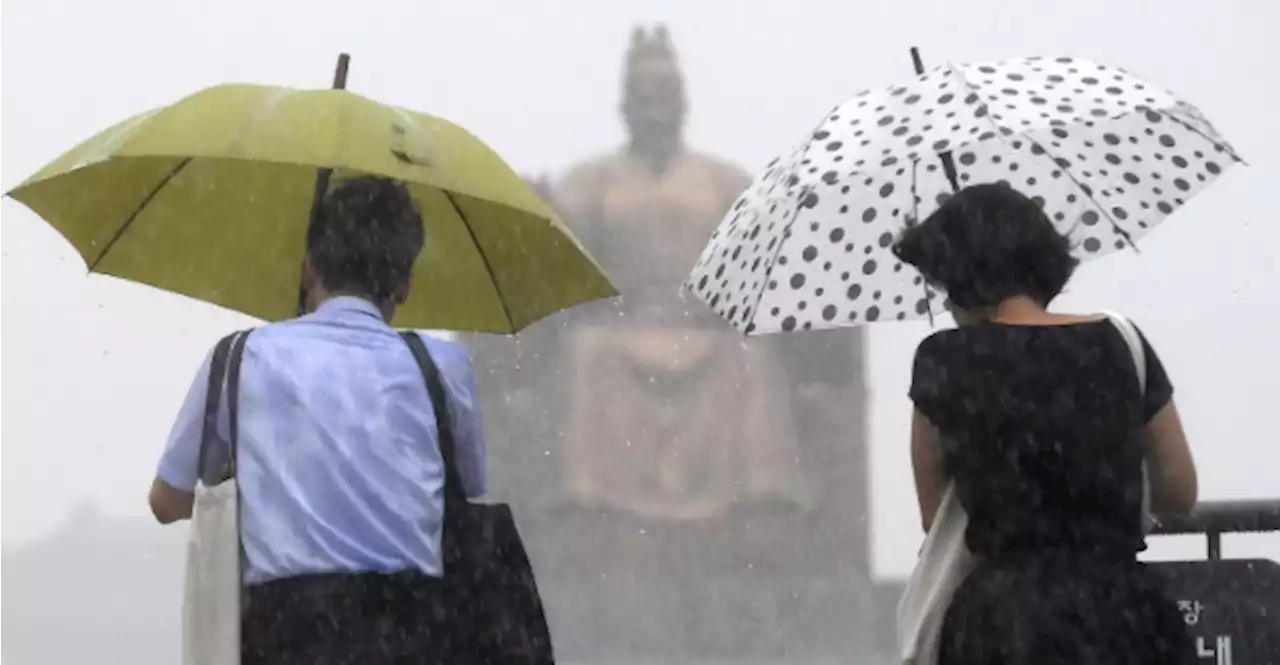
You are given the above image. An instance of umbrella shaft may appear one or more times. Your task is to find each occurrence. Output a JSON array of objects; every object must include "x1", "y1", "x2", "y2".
[
  {"x1": 297, "y1": 54, "x2": 352, "y2": 316},
  {"x1": 909, "y1": 46, "x2": 960, "y2": 192}
]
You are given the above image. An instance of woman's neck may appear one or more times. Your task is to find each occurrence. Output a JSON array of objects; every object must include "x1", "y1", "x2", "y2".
[
  {"x1": 986, "y1": 296, "x2": 1102, "y2": 326},
  {"x1": 990, "y1": 296, "x2": 1048, "y2": 323}
]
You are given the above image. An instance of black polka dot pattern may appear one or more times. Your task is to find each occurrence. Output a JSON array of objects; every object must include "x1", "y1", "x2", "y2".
[{"x1": 686, "y1": 55, "x2": 1243, "y2": 334}]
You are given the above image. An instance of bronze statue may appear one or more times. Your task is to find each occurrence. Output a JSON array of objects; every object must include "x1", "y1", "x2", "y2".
[
  {"x1": 470, "y1": 24, "x2": 878, "y2": 661},
  {"x1": 548, "y1": 24, "x2": 810, "y2": 520}
]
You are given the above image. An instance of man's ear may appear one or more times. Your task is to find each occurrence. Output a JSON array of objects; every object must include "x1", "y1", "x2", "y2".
[
  {"x1": 299, "y1": 258, "x2": 323, "y2": 314},
  {"x1": 391, "y1": 278, "x2": 411, "y2": 306}
]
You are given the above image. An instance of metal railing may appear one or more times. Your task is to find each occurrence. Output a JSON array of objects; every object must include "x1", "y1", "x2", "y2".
[{"x1": 1153, "y1": 499, "x2": 1280, "y2": 560}]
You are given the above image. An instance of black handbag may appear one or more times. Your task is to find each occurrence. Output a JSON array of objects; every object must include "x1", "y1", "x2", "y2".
[{"x1": 400, "y1": 332, "x2": 556, "y2": 664}]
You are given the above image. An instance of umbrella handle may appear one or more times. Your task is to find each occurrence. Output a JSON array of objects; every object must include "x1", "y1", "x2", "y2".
[
  {"x1": 908, "y1": 47, "x2": 961, "y2": 193},
  {"x1": 297, "y1": 53, "x2": 352, "y2": 317}
]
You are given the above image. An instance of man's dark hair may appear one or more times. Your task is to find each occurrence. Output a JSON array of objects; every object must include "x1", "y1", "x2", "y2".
[
  {"x1": 306, "y1": 175, "x2": 425, "y2": 303},
  {"x1": 892, "y1": 182, "x2": 1078, "y2": 309}
]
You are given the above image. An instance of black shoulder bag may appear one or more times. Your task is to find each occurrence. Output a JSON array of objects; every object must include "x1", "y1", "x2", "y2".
[
  {"x1": 199, "y1": 330, "x2": 252, "y2": 486},
  {"x1": 400, "y1": 332, "x2": 556, "y2": 664}
]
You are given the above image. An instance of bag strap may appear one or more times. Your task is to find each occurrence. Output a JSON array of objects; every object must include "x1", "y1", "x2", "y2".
[
  {"x1": 226, "y1": 331, "x2": 251, "y2": 468},
  {"x1": 198, "y1": 330, "x2": 252, "y2": 485},
  {"x1": 1100, "y1": 311, "x2": 1159, "y2": 531},
  {"x1": 400, "y1": 332, "x2": 467, "y2": 502},
  {"x1": 1100, "y1": 311, "x2": 1146, "y2": 392}
]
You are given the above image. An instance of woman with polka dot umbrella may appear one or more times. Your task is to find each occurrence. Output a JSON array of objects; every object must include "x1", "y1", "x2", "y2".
[{"x1": 685, "y1": 53, "x2": 1243, "y2": 334}]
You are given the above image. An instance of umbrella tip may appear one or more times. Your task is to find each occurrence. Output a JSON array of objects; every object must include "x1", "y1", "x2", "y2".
[
  {"x1": 909, "y1": 47, "x2": 926, "y2": 75},
  {"x1": 332, "y1": 54, "x2": 351, "y2": 90}
]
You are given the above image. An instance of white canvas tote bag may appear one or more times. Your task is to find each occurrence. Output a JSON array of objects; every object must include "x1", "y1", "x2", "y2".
[{"x1": 183, "y1": 330, "x2": 251, "y2": 665}]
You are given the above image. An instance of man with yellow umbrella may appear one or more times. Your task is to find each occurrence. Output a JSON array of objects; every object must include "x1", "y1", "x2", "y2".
[
  {"x1": 153, "y1": 175, "x2": 484, "y2": 662},
  {"x1": 6, "y1": 65, "x2": 611, "y2": 664}
]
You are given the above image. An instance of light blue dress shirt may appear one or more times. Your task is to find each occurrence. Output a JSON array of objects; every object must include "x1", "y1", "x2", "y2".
[{"x1": 156, "y1": 296, "x2": 486, "y2": 584}]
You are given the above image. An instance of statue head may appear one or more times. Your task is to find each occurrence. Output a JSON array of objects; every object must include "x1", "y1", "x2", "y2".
[{"x1": 621, "y1": 24, "x2": 686, "y2": 164}]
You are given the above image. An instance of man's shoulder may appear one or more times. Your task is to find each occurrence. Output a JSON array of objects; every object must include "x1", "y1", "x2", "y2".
[
  {"x1": 418, "y1": 331, "x2": 463, "y2": 351},
  {"x1": 417, "y1": 333, "x2": 473, "y2": 371},
  {"x1": 233, "y1": 318, "x2": 307, "y2": 348},
  {"x1": 203, "y1": 326, "x2": 267, "y2": 359}
]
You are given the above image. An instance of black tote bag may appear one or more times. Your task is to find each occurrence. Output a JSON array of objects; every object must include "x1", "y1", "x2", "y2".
[{"x1": 400, "y1": 332, "x2": 556, "y2": 664}]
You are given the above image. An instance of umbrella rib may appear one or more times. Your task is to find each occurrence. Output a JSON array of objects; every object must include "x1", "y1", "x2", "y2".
[
  {"x1": 1159, "y1": 111, "x2": 1248, "y2": 166},
  {"x1": 443, "y1": 191, "x2": 515, "y2": 332},
  {"x1": 745, "y1": 132, "x2": 830, "y2": 334},
  {"x1": 1021, "y1": 139, "x2": 1138, "y2": 253},
  {"x1": 88, "y1": 157, "x2": 194, "y2": 272},
  {"x1": 945, "y1": 66, "x2": 1137, "y2": 252},
  {"x1": 747, "y1": 190, "x2": 807, "y2": 334}
]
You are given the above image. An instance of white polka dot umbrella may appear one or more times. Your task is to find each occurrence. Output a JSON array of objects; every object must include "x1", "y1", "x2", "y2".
[{"x1": 685, "y1": 54, "x2": 1243, "y2": 334}]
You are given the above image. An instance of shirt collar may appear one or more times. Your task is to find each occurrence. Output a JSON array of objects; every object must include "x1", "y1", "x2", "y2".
[{"x1": 315, "y1": 296, "x2": 386, "y2": 322}]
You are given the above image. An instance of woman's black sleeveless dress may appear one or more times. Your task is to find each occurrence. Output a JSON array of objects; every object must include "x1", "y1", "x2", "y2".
[{"x1": 908, "y1": 320, "x2": 1194, "y2": 665}]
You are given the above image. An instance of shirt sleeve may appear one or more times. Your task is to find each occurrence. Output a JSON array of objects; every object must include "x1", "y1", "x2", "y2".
[
  {"x1": 907, "y1": 333, "x2": 948, "y2": 428},
  {"x1": 427, "y1": 336, "x2": 487, "y2": 499},
  {"x1": 157, "y1": 347, "x2": 224, "y2": 492},
  {"x1": 1136, "y1": 325, "x2": 1174, "y2": 423}
]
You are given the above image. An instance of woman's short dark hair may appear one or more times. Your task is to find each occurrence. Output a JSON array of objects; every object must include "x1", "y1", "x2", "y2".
[
  {"x1": 892, "y1": 182, "x2": 1078, "y2": 309},
  {"x1": 306, "y1": 175, "x2": 425, "y2": 303}
]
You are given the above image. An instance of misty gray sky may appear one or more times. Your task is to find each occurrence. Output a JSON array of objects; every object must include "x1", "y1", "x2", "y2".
[{"x1": 2, "y1": 0, "x2": 1277, "y2": 577}]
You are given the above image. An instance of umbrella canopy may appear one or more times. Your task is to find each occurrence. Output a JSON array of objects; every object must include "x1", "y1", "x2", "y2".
[
  {"x1": 6, "y1": 83, "x2": 616, "y2": 333},
  {"x1": 686, "y1": 55, "x2": 1242, "y2": 334}
]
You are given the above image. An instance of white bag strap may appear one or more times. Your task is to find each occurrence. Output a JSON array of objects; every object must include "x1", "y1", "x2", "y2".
[
  {"x1": 1099, "y1": 311, "x2": 1146, "y2": 391},
  {"x1": 1099, "y1": 310, "x2": 1158, "y2": 531}
]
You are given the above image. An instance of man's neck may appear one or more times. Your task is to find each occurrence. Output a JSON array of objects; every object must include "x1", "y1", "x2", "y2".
[{"x1": 311, "y1": 291, "x2": 394, "y2": 322}]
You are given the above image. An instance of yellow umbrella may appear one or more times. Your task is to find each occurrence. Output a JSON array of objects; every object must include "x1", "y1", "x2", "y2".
[{"x1": 5, "y1": 71, "x2": 615, "y2": 333}]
